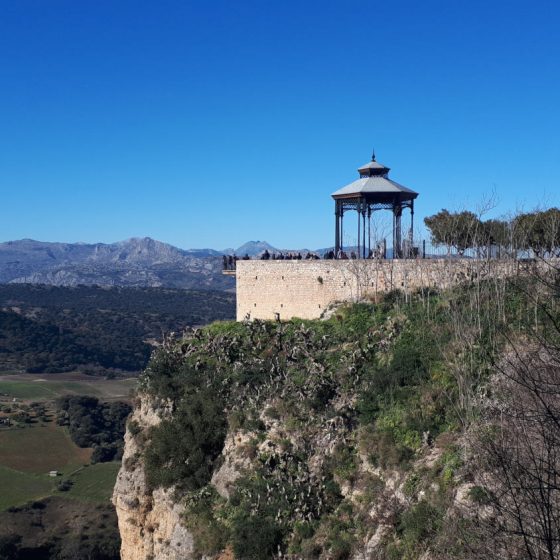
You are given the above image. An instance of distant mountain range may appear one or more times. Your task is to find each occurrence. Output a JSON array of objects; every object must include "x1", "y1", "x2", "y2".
[
  {"x1": 0, "y1": 238, "x2": 325, "y2": 290},
  {"x1": 224, "y1": 240, "x2": 279, "y2": 257}
]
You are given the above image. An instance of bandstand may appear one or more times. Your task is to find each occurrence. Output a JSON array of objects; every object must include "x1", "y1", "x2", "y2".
[{"x1": 332, "y1": 151, "x2": 418, "y2": 258}]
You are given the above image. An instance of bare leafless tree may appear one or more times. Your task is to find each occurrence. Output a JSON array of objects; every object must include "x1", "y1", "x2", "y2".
[{"x1": 467, "y1": 253, "x2": 560, "y2": 559}]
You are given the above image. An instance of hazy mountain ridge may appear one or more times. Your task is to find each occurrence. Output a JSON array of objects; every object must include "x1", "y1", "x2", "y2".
[
  {"x1": 0, "y1": 238, "x2": 231, "y2": 290},
  {"x1": 0, "y1": 238, "x2": 327, "y2": 289}
]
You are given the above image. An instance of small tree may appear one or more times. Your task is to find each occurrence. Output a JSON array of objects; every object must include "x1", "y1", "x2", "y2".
[
  {"x1": 482, "y1": 219, "x2": 510, "y2": 248},
  {"x1": 470, "y1": 257, "x2": 560, "y2": 560},
  {"x1": 514, "y1": 208, "x2": 560, "y2": 257},
  {"x1": 424, "y1": 210, "x2": 481, "y2": 255}
]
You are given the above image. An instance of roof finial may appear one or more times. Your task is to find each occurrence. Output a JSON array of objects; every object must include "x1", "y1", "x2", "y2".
[{"x1": 371, "y1": 148, "x2": 376, "y2": 162}]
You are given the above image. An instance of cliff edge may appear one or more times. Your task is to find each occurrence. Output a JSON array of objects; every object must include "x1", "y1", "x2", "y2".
[{"x1": 114, "y1": 271, "x2": 560, "y2": 559}]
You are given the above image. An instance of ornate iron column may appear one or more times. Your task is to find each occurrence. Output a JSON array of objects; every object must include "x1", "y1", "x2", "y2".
[
  {"x1": 362, "y1": 202, "x2": 366, "y2": 258},
  {"x1": 335, "y1": 200, "x2": 341, "y2": 254},
  {"x1": 340, "y1": 207, "x2": 344, "y2": 254},
  {"x1": 394, "y1": 202, "x2": 403, "y2": 258},
  {"x1": 410, "y1": 199, "x2": 414, "y2": 248},
  {"x1": 357, "y1": 200, "x2": 361, "y2": 258},
  {"x1": 367, "y1": 205, "x2": 372, "y2": 258}
]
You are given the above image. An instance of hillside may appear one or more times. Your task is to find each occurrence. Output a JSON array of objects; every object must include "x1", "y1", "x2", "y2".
[
  {"x1": 112, "y1": 263, "x2": 560, "y2": 560},
  {"x1": 0, "y1": 284, "x2": 235, "y2": 374}
]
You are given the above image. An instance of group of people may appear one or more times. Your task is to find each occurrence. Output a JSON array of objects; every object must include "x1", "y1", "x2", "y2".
[
  {"x1": 222, "y1": 255, "x2": 241, "y2": 270},
  {"x1": 222, "y1": 251, "x2": 320, "y2": 270},
  {"x1": 222, "y1": 247, "x2": 390, "y2": 270},
  {"x1": 259, "y1": 249, "x2": 320, "y2": 261}
]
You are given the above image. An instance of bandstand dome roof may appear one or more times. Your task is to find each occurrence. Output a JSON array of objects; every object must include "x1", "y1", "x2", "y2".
[{"x1": 332, "y1": 152, "x2": 418, "y2": 201}]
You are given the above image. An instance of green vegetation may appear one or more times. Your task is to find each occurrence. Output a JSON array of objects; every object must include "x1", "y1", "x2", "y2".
[
  {"x1": 231, "y1": 514, "x2": 283, "y2": 560},
  {"x1": 183, "y1": 488, "x2": 229, "y2": 557},
  {"x1": 0, "y1": 380, "x2": 56, "y2": 399},
  {"x1": 0, "y1": 413, "x2": 118, "y2": 499},
  {"x1": 391, "y1": 501, "x2": 443, "y2": 559},
  {"x1": 513, "y1": 207, "x2": 560, "y2": 255},
  {"x1": 0, "y1": 466, "x2": 53, "y2": 510},
  {"x1": 0, "y1": 284, "x2": 235, "y2": 374},
  {"x1": 0, "y1": 378, "x2": 109, "y2": 400},
  {"x1": 138, "y1": 298, "x2": 456, "y2": 555},
  {"x1": 61, "y1": 462, "x2": 121, "y2": 503},
  {"x1": 0, "y1": 425, "x2": 124, "y2": 512},
  {"x1": 0, "y1": 374, "x2": 136, "y2": 403},
  {"x1": 0, "y1": 497, "x2": 120, "y2": 560},
  {"x1": 145, "y1": 388, "x2": 226, "y2": 490},
  {"x1": 424, "y1": 207, "x2": 560, "y2": 256},
  {"x1": 424, "y1": 210, "x2": 481, "y2": 254},
  {"x1": 0, "y1": 346, "x2": 135, "y2": 559},
  {"x1": 134, "y1": 262, "x2": 560, "y2": 559}
]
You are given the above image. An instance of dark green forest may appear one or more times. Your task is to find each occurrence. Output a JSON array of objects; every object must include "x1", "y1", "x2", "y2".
[
  {"x1": 57, "y1": 396, "x2": 132, "y2": 463},
  {"x1": 0, "y1": 285, "x2": 235, "y2": 374}
]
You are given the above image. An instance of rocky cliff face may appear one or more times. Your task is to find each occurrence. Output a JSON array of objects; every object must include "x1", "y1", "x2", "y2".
[
  {"x1": 114, "y1": 391, "x2": 476, "y2": 560},
  {"x1": 112, "y1": 265, "x2": 560, "y2": 560},
  {"x1": 113, "y1": 397, "x2": 195, "y2": 560},
  {"x1": 111, "y1": 301, "x2": 493, "y2": 560}
]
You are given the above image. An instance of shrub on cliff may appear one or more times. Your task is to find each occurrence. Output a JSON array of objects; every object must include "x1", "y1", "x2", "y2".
[
  {"x1": 144, "y1": 388, "x2": 226, "y2": 490},
  {"x1": 230, "y1": 514, "x2": 283, "y2": 560}
]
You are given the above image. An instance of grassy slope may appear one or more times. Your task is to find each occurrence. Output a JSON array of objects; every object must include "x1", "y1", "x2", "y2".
[
  {"x1": 0, "y1": 375, "x2": 137, "y2": 401},
  {"x1": 63, "y1": 462, "x2": 121, "y2": 503},
  {"x1": 0, "y1": 465, "x2": 53, "y2": 510}
]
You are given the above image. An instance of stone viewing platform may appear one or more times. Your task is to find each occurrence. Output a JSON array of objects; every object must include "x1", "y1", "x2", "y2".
[{"x1": 234, "y1": 258, "x2": 543, "y2": 321}]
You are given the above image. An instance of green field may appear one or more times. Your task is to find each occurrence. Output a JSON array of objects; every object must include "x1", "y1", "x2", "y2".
[
  {"x1": 0, "y1": 375, "x2": 136, "y2": 402},
  {"x1": 0, "y1": 380, "x2": 58, "y2": 399},
  {"x1": 0, "y1": 379, "x2": 105, "y2": 400},
  {"x1": 62, "y1": 462, "x2": 121, "y2": 503},
  {"x1": 0, "y1": 462, "x2": 121, "y2": 510},
  {"x1": 0, "y1": 465, "x2": 54, "y2": 510},
  {"x1": 0, "y1": 424, "x2": 120, "y2": 510},
  {"x1": 0, "y1": 424, "x2": 91, "y2": 473},
  {"x1": 0, "y1": 375, "x2": 131, "y2": 511}
]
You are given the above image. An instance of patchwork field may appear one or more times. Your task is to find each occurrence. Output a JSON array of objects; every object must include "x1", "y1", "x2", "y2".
[
  {"x1": 0, "y1": 374, "x2": 133, "y2": 511},
  {"x1": 0, "y1": 420, "x2": 120, "y2": 511}
]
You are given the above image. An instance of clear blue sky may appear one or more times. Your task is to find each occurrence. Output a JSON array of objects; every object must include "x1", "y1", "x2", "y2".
[{"x1": 1, "y1": 0, "x2": 559, "y2": 250}]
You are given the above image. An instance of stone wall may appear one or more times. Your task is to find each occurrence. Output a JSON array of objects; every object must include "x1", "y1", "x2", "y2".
[{"x1": 235, "y1": 258, "x2": 540, "y2": 321}]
